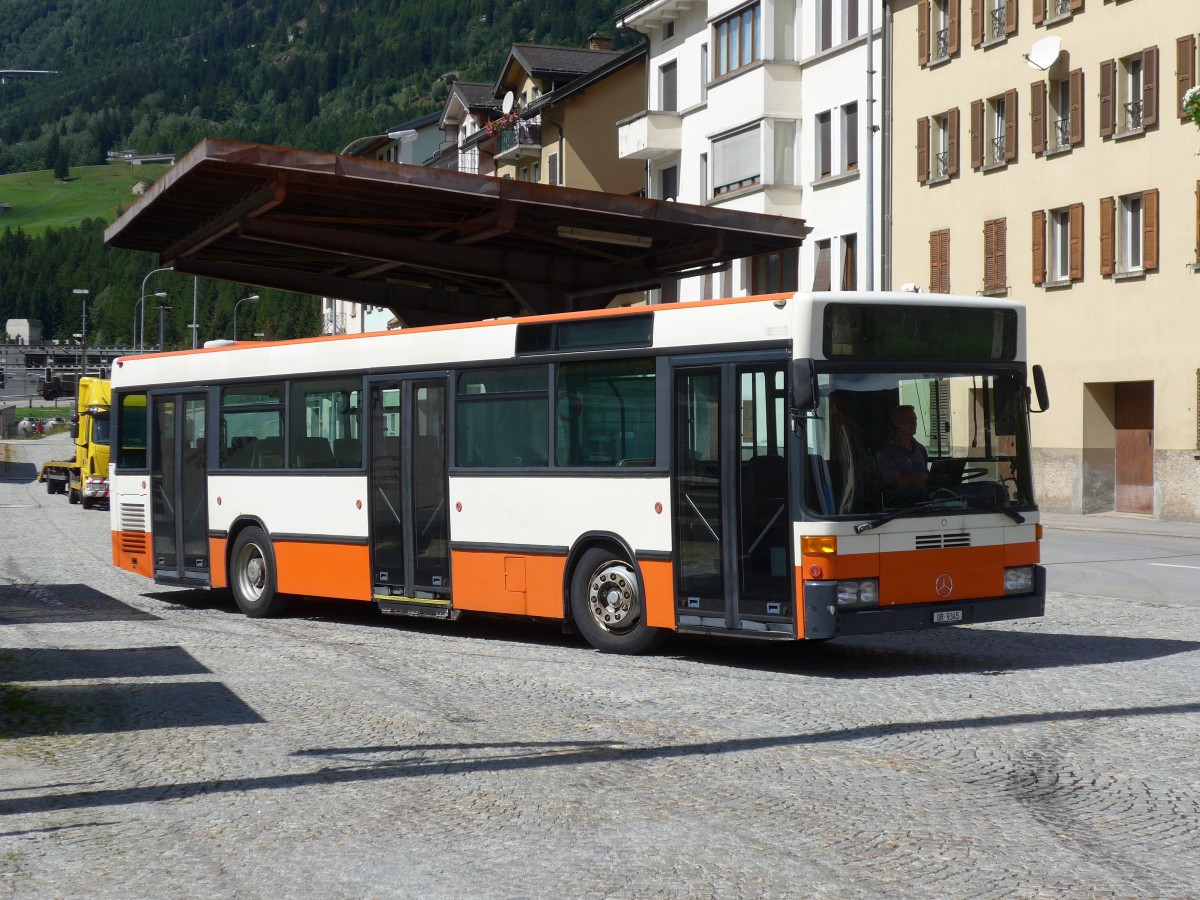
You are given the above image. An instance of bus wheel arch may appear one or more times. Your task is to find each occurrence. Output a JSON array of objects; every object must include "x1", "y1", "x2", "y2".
[
  {"x1": 227, "y1": 520, "x2": 291, "y2": 618},
  {"x1": 566, "y1": 534, "x2": 664, "y2": 655}
]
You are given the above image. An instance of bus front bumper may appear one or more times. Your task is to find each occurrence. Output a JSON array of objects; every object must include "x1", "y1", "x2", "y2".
[{"x1": 803, "y1": 566, "x2": 1046, "y2": 639}]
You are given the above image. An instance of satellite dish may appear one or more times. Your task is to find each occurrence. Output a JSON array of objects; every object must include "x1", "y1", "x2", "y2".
[
  {"x1": 501, "y1": 91, "x2": 515, "y2": 114},
  {"x1": 1024, "y1": 36, "x2": 1062, "y2": 71}
]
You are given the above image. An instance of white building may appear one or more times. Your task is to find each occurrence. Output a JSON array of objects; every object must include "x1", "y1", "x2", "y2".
[{"x1": 615, "y1": 0, "x2": 882, "y2": 299}]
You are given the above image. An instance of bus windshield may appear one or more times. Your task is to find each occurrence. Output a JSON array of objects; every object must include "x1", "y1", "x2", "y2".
[{"x1": 803, "y1": 369, "x2": 1035, "y2": 518}]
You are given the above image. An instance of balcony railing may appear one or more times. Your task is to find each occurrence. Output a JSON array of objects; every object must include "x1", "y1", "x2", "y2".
[
  {"x1": 990, "y1": 135, "x2": 1006, "y2": 165},
  {"x1": 989, "y1": 5, "x2": 1006, "y2": 40},
  {"x1": 1124, "y1": 99, "x2": 1144, "y2": 132},
  {"x1": 497, "y1": 122, "x2": 541, "y2": 155},
  {"x1": 934, "y1": 27, "x2": 949, "y2": 60},
  {"x1": 935, "y1": 151, "x2": 950, "y2": 179},
  {"x1": 1053, "y1": 117, "x2": 1071, "y2": 149}
]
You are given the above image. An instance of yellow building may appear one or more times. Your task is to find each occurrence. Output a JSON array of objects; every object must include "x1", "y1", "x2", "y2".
[{"x1": 891, "y1": 0, "x2": 1200, "y2": 518}]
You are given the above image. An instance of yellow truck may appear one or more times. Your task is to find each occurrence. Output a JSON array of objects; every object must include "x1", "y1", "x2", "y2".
[{"x1": 38, "y1": 376, "x2": 112, "y2": 508}]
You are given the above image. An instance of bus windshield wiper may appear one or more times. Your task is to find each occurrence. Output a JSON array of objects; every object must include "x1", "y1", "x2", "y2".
[{"x1": 855, "y1": 501, "x2": 1026, "y2": 534}]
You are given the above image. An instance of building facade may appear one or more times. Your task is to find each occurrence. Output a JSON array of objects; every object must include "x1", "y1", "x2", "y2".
[
  {"x1": 616, "y1": 0, "x2": 881, "y2": 300},
  {"x1": 892, "y1": 0, "x2": 1200, "y2": 518}
]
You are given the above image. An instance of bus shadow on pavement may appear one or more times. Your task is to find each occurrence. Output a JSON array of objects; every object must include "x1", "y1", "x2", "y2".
[
  {"x1": 0, "y1": 646, "x2": 211, "y2": 682},
  {"x1": 0, "y1": 584, "x2": 160, "y2": 624},
  {"x1": 0, "y1": 680, "x2": 264, "y2": 738},
  {"x1": 669, "y1": 627, "x2": 1200, "y2": 678}
]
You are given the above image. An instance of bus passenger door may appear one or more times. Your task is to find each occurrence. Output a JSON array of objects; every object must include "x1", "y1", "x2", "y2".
[
  {"x1": 672, "y1": 360, "x2": 793, "y2": 635},
  {"x1": 369, "y1": 378, "x2": 452, "y2": 614},
  {"x1": 150, "y1": 393, "x2": 210, "y2": 585}
]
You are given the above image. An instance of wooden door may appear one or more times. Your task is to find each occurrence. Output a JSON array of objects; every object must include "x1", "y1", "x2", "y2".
[{"x1": 1115, "y1": 381, "x2": 1154, "y2": 514}]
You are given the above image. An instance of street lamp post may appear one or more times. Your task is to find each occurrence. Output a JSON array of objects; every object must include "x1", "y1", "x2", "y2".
[
  {"x1": 134, "y1": 291, "x2": 167, "y2": 352},
  {"x1": 157, "y1": 305, "x2": 172, "y2": 351},
  {"x1": 233, "y1": 294, "x2": 260, "y2": 341},
  {"x1": 72, "y1": 288, "x2": 89, "y2": 371},
  {"x1": 140, "y1": 266, "x2": 173, "y2": 352}
]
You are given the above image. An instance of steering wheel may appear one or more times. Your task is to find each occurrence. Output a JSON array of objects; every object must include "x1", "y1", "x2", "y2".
[{"x1": 963, "y1": 467, "x2": 989, "y2": 481}]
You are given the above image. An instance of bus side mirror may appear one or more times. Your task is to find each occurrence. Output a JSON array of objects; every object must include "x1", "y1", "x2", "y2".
[
  {"x1": 1031, "y1": 365, "x2": 1050, "y2": 413},
  {"x1": 69, "y1": 413, "x2": 79, "y2": 441},
  {"x1": 791, "y1": 358, "x2": 819, "y2": 413}
]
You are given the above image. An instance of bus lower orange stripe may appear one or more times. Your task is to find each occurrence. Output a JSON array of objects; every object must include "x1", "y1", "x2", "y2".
[{"x1": 272, "y1": 541, "x2": 372, "y2": 601}]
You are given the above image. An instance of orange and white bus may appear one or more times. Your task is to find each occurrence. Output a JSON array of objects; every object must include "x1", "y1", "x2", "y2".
[{"x1": 108, "y1": 291, "x2": 1047, "y2": 653}]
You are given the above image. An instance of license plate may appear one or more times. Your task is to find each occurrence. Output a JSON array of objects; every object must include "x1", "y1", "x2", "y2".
[{"x1": 933, "y1": 609, "x2": 963, "y2": 624}]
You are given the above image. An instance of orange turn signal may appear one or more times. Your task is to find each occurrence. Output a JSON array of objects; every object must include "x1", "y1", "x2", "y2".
[{"x1": 801, "y1": 536, "x2": 838, "y2": 556}]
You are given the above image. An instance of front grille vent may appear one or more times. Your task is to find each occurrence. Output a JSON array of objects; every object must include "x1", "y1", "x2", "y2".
[
  {"x1": 120, "y1": 502, "x2": 147, "y2": 533},
  {"x1": 915, "y1": 532, "x2": 972, "y2": 550}
]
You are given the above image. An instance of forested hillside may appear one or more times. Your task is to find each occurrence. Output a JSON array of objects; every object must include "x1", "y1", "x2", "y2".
[{"x1": 0, "y1": 0, "x2": 630, "y2": 344}]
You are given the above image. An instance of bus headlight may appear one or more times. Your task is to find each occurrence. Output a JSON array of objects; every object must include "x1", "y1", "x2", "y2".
[
  {"x1": 837, "y1": 579, "x2": 880, "y2": 608},
  {"x1": 1004, "y1": 566, "x2": 1034, "y2": 595}
]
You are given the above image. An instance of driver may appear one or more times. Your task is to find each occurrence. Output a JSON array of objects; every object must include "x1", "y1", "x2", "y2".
[{"x1": 880, "y1": 404, "x2": 929, "y2": 504}]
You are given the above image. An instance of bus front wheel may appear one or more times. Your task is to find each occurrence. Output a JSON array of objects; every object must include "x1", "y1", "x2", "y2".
[
  {"x1": 570, "y1": 548, "x2": 664, "y2": 655},
  {"x1": 230, "y1": 527, "x2": 291, "y2": 618}
]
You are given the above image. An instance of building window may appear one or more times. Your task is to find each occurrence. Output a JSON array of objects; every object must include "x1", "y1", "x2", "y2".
[
  {"x1": 929, "y1": 229, "x2": 950, "y2": 293},
  {"x1": 846, "y1": 0, "x2": 860, "y2": 41},
  {"x1": 1120, "y1": 194, "x2": 1143, "y2": 271},
  {"x1": 813, "y1": 240, "x2": 832, "y2": 291},
  {"x1": 1036, "y1": 0, "x2": 1080, "y2": 27},
  {"x1": 664, "y1": 20, "x2": 676, "y2": 40},
  {"x1": 983, "y1": 217, "x2": 1007, "y2": 293},
  {"x1": 923, "y1": 109, "x2": 958, "y2": 181},
  {"x1": 1100, "y1": 48, "x2": 1159, "y2": 137},
  {"x1": 918, "y1": 0, "x2": 960, "y2": 66},
  {"x1": 841, "y1": 234, "x2": 857, "y2": 291},
  {"x1": 973, "y1": 0, "x2": 1014, "y2": 47},
  {"x1": 819, "y1": 0, "x2": 833, "y2": 52},
  {"x1": 842, "y1": 102, "x2": 858, "y2": 171},
  {"x1": 660, "y1": 61, "x2": 678, "y2": 112},
  {"x1": 751, "y1": 248, "x2": 799, "y2": 293},
  {"x1": 816, "y1": 112, "x2": 832, "y2": 179},
  {"x1": 772, "y1": 119, "x2": 796, "y2": 186},
  {"x1": 660, "y1": 165, "x2": 679, "y2": 201},
  {"x1": 701, "y1": 44, "x2": 709, "y2": 101},
  {"x1": 971, "y1": 91, "x2": 1016, "y2": 169},
  {"x1": 1033, "y1": 204, "x2": 1083, "y2": 285},
  {"x1": 713, "y1": 126, "x2": 760, "y2": 197},
  {"x1": 1100, "y1": 190, "x2": 1158, "y2": 276},
  {"x1": 713, "y1": 4, "x2": 761, "y2": 79}
]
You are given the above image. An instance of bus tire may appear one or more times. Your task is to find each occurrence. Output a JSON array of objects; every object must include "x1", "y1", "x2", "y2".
[
  {"x1": 569, "y1": 548, "x2": 664, "y2": 655},
  {"x1": 230, "y1": 526, "x2": 291, "y2": 618}
]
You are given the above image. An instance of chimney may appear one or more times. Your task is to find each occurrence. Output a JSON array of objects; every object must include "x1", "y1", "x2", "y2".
[{"x1": 588, "y1": 33, "x2": 613, "y2": 51}]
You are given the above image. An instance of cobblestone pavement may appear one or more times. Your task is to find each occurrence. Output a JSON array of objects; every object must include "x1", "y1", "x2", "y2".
[{"x1": 3, "y1": 433, "x2": 1200, "y2": 898}]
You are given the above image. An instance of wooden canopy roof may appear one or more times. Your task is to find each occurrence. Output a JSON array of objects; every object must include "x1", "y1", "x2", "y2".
[{"x1": 105, "y1": 139, "x2": 808, "y2": 327}]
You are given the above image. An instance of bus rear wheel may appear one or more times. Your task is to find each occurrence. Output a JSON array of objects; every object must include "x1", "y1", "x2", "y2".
[
  {"x1": 230, "y1": 526, "x2": 291, "y2": 618},
  {"x1": 570, "y1": 548, "x2": 664, "y2": 655}
]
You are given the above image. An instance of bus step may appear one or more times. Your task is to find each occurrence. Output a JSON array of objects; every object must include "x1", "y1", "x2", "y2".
[{"x1": 374, "y1": 595, "x2": 459, "y2": 621}]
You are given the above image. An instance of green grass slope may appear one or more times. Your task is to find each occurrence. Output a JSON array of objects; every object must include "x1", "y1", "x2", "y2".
[{"x1": 0, "y1": 162, "x2": 171, "y2": 236}]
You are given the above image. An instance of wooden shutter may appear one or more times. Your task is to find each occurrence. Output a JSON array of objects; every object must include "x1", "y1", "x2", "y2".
[
  {"x1": 1143, "y1": 188, "x2": 1159, "y2": 271},
  {"x1": 917, "y1": 117, "x2": 930, "y2": 183},
  {"x1": 930, "y1": 229, "x2": 950, "y2": 293},
  {"x1": 1032, "y1": 210, "x2": 1046, "y2": 286},
  {"x1": 1142, "y1": 46, "x2": 1159, "y2": 128},
  {"x1": 1033, "y1": 0, "x2": 1044, "y2": 26},
  {"x1": 971, "y1": 99, "x2": 984, "y2": 169},
  {"x1": 1005, "y1": 0, "x2": 1017, "y2": 36},
  {"x1": 1069, "y1": 69, "x2": 1084, "y2": 145},
  {"x1": 1099, "y1": 59, "x2": 1115, "y2": 137},
  {"x1": 1069, "y1": 0, "x2": 1082, "y2": 11},
  {"x1": 918, "y1": 0, "x2": 930, "y2": 66},
  {"x1": 1004, "y1": 89, "x2": 1018, "y2": 161},
  {"x1": 1179, "y1": 35, "x2": 1197, "y2": 120},
  {"x1": 1194, "y1": 180, "x2": 1200, "y2": 263},
  {"x1": 971, "y1": 0, "x2": 983, "y2": 47},
  {"x1": 1100, "y1": 196, "x2": 1115, "y2": 276},
  {"x1": 1031, "y1": 81, "x2": 1046, "y2": 155},
  {"x1": 948, "y1": 108, "x2": 960, "y2": 174},
  {"x1": 1069, "y1": 202, "x2": 1084, "y2": 280},
  {"x1": 948, "y1": 0, "x2": 960, "y2": 56},
  {"x1": 983, "y1": 219, "x2": 996, "y2": 291},
  {"x1": 995, "y1": 218, "x2": 1007, "y2": 288}
]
